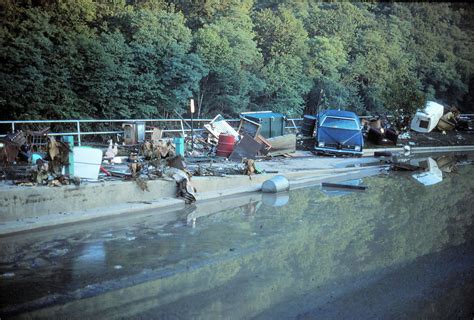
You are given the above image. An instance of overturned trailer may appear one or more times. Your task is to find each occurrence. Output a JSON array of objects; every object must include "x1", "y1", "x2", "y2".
[{"x1": 410, "y1": 101, "x2": 444, "y2": 133}]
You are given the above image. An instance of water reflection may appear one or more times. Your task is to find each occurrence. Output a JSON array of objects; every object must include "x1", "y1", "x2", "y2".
[
  {"x1": 409, "y1": 154, "x2": 469, "y2": 186},
  {"x1": 436, "y1": 154, "x2": 464, "y2": 173},
  {"x1": 74, "y1": 242, "x2": 106, "y2": 265},
  {"x1": 72, "y1": 242, "x2": 106, "y2": 281},
  {"x1": 1, "y1": 160, "x2": 473, "y2": 319},
  {"x1": 411, "y1": 157, "x2": 443, "y2": 186},
  {"x1": 186, "y1": 193, "x2": 262, "y2": 224},
  {"x1": 261, "y1": 192, "x2": 290, "y2": 207}
]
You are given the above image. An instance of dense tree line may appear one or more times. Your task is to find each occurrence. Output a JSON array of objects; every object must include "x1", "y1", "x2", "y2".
[{"x1": 1, "y1": 0, "x2": 473, "y2": 120}]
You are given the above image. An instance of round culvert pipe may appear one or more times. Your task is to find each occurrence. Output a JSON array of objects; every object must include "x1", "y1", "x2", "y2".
[{"x1": 262, "y1": 175, "x2": 290, "y2": 193}]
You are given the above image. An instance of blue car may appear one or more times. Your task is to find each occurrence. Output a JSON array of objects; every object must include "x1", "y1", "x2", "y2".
[{"x1": 314, "y1": 110, "x2": 364, "y2": 156}]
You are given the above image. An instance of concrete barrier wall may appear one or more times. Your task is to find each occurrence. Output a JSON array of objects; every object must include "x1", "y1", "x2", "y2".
[
  {"x1": 2, "y1": 145, "x2": 473, "y2": 235},
  {"x1": 0, "y1": 165, "x2": 383, "y2": 235},
  {"x1": 0, "y1": 179, "x2": 176, "y2": 221}
]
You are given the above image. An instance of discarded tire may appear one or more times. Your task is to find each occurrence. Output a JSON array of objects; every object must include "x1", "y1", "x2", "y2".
[
  {"x1": 367, "y1": 127, "x2": 383, "y2": 144},
  {"x1": 384, "y1": 128, "x2": 398, "y2": 145},
  {"x1": 262, "y1": 175, "x2": 290, "y2": 193}
]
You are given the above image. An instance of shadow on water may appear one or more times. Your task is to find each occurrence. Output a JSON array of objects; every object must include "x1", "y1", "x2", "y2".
[{"x1": 0, "y1": 156, "x2": 473, "y2": 319}]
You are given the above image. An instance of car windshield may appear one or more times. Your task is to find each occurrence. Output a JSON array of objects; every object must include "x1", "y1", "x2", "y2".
[{"x1": 321, "y1": 116, "x2": 359, "y2": 130}]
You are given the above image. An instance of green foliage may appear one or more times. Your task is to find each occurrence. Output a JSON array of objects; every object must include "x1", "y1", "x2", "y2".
[
  {"x1": 194, "y1": 6, "x2": 263, "y2": 117},
  {"x1": 0, "y1": 1, "x2": 473, "y2": 120},
  {"x1": 124, "y1": 8, "x2": 207, "y2": 117},
  {"x1": 253, "y1": 6, "x2": 311, "y2": 116}
]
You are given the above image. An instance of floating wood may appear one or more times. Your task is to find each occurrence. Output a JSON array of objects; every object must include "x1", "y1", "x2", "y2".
[{"x1": 321, "y1": 182, "x2": 368, "y2": 190}]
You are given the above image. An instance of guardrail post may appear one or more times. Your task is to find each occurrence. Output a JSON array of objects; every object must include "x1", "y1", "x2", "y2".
[
  {"x1": 76, "y1": 121, "x2": 81, "y2": 146},
  {"x1": 290, "y1": 119, "x2": 298, "y2": 131},
  {"x1": 11, "y1": 123, "x2": 15, "y2": 133},
  {"x1": 180, "y1": 120, "x2": 185, "y2": 137},
  {"x1": 64, "y1": 136, "x2": 74, "y2": 176}
]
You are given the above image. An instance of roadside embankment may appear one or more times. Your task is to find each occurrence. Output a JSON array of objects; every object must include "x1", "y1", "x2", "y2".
[{"x1": 2, "y1": 145, "x2": 473, "y2": 236}]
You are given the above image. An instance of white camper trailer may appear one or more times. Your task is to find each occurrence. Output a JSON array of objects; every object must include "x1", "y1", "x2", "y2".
[{"x1": 410, "y1": 101, "x2": 444, "y2": 133}]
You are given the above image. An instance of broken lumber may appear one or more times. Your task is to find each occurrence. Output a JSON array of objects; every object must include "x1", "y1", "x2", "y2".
[
  {"x1": 321, "y1": 182, "x2": 368, "y2": 190},
  {"x1": 266, "y1": 134, "x2": 296, "y2": 157}
]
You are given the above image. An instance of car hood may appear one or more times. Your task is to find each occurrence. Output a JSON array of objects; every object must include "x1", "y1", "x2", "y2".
[{"x1": 317, "y1": 127, "x2": 363, "y2": 146}]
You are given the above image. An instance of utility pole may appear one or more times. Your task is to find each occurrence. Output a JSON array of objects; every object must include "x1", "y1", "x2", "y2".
[{"x1": 190, "y1": 98, "x2": 195, "y2": 151}]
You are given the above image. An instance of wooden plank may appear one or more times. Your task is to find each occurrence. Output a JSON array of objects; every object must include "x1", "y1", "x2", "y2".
[
  {"x1": 391, "y1": 162, "x2": 422, "y2": 171},
  {"x1": 266, "y1": 134, "x2": 296, "y2": 156},
  {"x1": 321, "y1": 182, "x2": 368, "y2": 190},
  {"x1": 228, "y1": 135, "x2": 262, "y2": 161},
  {"x1": 255, "y1": 134, "x2": 271, "y2": 155}
]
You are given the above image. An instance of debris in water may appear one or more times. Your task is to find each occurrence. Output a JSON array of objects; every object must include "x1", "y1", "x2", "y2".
[
  {"x1": 391, "y1": 162, "x2": 422, "y2": 171},
  {"x1": 321, "y1": 182, "x2": 368, "y2": 190}
]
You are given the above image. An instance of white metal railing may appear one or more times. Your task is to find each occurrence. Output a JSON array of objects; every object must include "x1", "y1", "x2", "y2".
[
  {"x1": 2, "y1": 113, "x2": 472, "y2": 145},
  {"x1": 0, "y1": 118, "x2": 303, "y2": 145}
]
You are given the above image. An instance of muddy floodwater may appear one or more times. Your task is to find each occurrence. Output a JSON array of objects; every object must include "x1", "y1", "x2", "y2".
[{"x1": 1, "y1": 154, "x2": 474, "y2": 319}]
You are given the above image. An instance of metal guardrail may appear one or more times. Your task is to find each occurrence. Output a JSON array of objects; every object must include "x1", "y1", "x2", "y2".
[
  {"x1": 0, "y1": 118, "x2": 304, "y2": 146},
  {"x1": 2, "y1": 113, "x2": 472, "y2": 145}
]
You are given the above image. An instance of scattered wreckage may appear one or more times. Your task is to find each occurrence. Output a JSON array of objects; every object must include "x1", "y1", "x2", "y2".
[
  {"x1": 0, "y1": 112, "x2": 298, "y2": 204},
  {"x1": 1, "y1": 104, "x2": 473, "y2": 204},
  {"x1": 387, "y1": 153, "x2": 470, "y2": 186}
]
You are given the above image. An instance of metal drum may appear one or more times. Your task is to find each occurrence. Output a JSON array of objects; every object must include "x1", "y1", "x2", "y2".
[
  {"x1": 301, "y1": 115, "x2": 317, "y2": 137},
  {"x1": 216, "y1": 134, "x2": 235, "y2": 157},
  {"x1": 262, "y1": 175, "x2": 290, "y2": 193}
]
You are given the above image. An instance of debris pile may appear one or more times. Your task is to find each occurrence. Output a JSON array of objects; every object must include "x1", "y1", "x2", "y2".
[
  {"x1": 361, "y1": 117, "x2": 399, "y2": 146},
  {"x1": 1, "y1": 105, "x2": 472, "y2": 206},
  {"x1": 356, "y1": 103, "x2": 472, "y2": 149},
  {"x1": 2, "y1": 135, "x2": 74, "y2": 186},
  {"x1": 0, "y1": 131, "x2": 26, "y2": 164}
]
